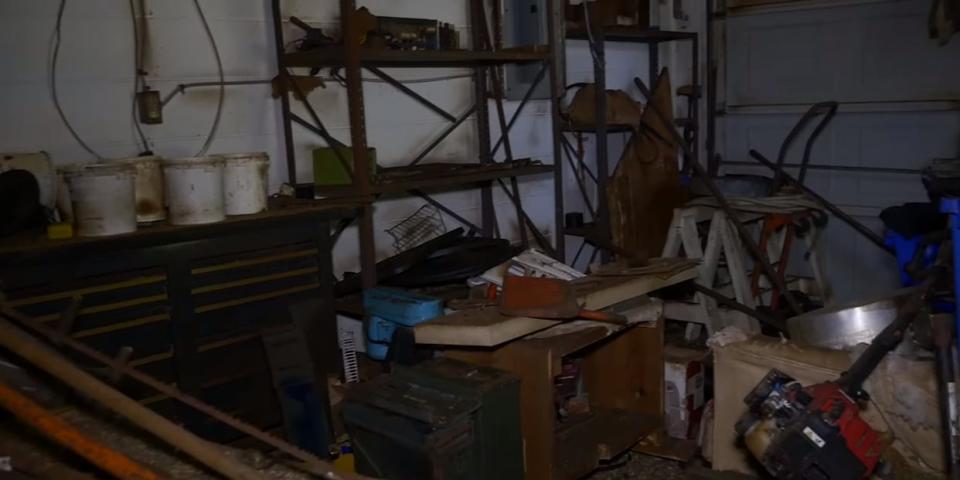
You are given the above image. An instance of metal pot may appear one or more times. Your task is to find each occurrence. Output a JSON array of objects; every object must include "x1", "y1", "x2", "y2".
[{"x1": 786, "y1": 288, "x2": 919, "y2": 350}]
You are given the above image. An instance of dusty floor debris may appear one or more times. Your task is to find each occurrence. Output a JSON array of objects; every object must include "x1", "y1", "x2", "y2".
[{"x1": 588, "y1": 452, "x2": 686, "y2": 480}]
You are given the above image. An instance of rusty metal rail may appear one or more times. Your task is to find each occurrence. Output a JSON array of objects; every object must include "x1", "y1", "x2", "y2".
[
  {"x1": 0, "y1": 380, "x2": 161, "y2": 480},
  {"x1": 0, "y1": 297, "x2": 365, "y2": 480}
]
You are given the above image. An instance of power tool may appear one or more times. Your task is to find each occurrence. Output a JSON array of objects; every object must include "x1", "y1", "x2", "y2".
[{"x1": 735, "y1": 295, "x2": 922, "y2": 479}]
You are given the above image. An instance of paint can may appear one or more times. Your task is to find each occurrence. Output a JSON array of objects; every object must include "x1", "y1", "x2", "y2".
[
  {"x1": 114, "y1": 155, "x2": 165, "y2": 223},
  {"x1": 161, "y1": 156, "x2": 225, "y2": 225},
  {"x1": 61, "y1": 163, "x2": 137, "y2": 237},
  {"x1": 221, "y1": 152, "x2": 269, "y2": 215}
]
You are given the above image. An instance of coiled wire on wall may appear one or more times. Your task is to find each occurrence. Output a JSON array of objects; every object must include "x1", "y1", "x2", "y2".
[
  {"x1": 50, "y1": 0, "x2": 104, "y2": 159},
  {"x1": 191, "y1": 0, "x2": 224, "y2": 156},
  {"x1": 50, "y1": 0, "x2": 225, "y2": 158}
]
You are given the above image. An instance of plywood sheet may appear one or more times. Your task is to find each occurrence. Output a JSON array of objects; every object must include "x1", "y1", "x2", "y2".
[
  {"x1": 608, "y1": 69, "x2": 686, "y2": 259},
  {"x1": 414, "y1": 263, "x2": 697, "y2": 347}
]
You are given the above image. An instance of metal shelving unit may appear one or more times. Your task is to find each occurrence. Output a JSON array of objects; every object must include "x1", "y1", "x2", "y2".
[
  {"x1": 561, "y1": 24, "x2": 699, "y2": 265},
  {"x1": 270, "y1": 0, "x2": 566, "y2": 288}
]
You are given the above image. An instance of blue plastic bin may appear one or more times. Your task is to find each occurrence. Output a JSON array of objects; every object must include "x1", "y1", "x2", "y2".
[{"x1": 362, "y1": 288, "x2": 443, "y2": 360}]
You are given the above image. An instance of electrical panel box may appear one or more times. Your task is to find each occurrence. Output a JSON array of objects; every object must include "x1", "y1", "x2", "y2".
[{"x1": 502, "y1": 0, "x2": 564, "y2": 100}]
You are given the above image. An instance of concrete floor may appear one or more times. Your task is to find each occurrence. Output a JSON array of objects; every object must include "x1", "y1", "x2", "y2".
[{"x1": 588, "y1": 452, "x2": 686, "y2": 480}]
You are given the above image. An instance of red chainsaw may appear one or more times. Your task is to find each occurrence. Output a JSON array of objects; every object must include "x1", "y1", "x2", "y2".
[{"x1": 735, "y1": 294, "x2": 924, "y2": 479}]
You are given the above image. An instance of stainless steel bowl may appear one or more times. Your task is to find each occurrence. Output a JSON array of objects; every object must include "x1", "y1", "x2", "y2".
[{"x1": 786, "y1": 288, "x2": 919, "y2": 350}]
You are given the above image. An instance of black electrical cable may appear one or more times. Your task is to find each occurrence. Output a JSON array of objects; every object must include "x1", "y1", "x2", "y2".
[
  {"x1": 128, "y1": 0, "x2": 151, "y2": 153},
  {"x1": 192, "y1": 0, "x2": 224, "y2": 156},
  {"x1": 51, "y1": 0, "x2": 104, "y2": 159}
]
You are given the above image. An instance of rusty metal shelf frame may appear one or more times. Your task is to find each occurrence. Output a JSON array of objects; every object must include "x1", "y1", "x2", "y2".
[
  {"x1": 270, "y1": 0, "x2": 567, "y2": 288},
  {"x1": 313, "y1": 163, "x2": 555, "y2": 196},
  {"x1": 562, "y1": 26, "x2": 699, "y2": 267},
  {"x1": 282, "y1": 46, "x2": 551, "y2": 68}
]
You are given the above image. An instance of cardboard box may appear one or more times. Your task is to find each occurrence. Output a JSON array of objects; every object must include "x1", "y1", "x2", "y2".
[{"x1": 664, "y1": 345, "x2": 708, "y2": 440}]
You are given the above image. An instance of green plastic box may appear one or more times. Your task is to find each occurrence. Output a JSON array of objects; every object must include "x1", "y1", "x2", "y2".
[{"x1": 312, "y1": 147, "x2": 377, "y2": 186}]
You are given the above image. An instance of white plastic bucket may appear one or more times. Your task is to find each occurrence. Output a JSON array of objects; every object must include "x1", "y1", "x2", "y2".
[
  {"x1": 161, "y1": 156, "x2": 225, "y2": 225},
  {"x1": 114, "y1": 155, "x2": 165, "y2": 223},
  {"x1": 62, "y1": 163, "x2": 137, "y2": 237},
  {"x1": 221, "y1": 152, "x2": 269, "y2": 215}
]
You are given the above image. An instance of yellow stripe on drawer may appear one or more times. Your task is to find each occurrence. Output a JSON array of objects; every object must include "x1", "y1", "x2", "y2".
[
  {"x1": 129, "y1": 349, "x2": 174, "y2": 367},
  {"x1": 193, "y1": 283, "x2": 318, "y2": 313},
  {"x1": 71, "y1": 314, "x2": 170, "y2": 339},
  {"x1": 9, "y1": 275, "x2": 166, "y2": 307},
  {"x1": 34, "y1": 294, "x2": 168, "y2": 323},
  {"x1": 190, "y1": 267, "x2": 318, "y2": 295},
  {"x1": 190, "y1": 249, "x2": 315, "y2": 275},
  {"x1": 197, "y1": 333, "x2": 261, "y2": 353}
]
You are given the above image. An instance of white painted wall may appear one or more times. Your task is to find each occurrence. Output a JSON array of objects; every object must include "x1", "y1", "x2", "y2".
[
  {"x1": 0, "y1": 0, "x2": 524, "y2": 276},
  {"x1": 0, "y1": 0, "x2": 656, "y2": 277},
  {"x1": 719, "y1": 0, "x2": 960, "y2": 301}
]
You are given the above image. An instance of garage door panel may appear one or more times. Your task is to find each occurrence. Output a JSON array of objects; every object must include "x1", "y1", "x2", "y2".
[
  {"x1": 727, "y1": 0, "x2": 960, "y2": 106},
  {"x1": 723, "y1": 110, "x2": 956, "y2": 301},
  {"x1": 732, "y1": 23, "x2": 831, "y2": 103},
  {"x1": 726, "y1": 111, "x2": 958, "y2": 206},
  {"x1": 824, "y1": 215, "x2": 901, "y2": 301}
]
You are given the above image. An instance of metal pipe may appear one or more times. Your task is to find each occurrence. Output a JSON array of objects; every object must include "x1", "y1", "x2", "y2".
[
  {"x1": 286, "y1": 71, "x2": 355, "y2": 181},
  {"x1": 561, "y1": 138, "x2": 597, "y2": 218},
  {"x1": 706, "y1": 0, "x2": 718, "y2": 175},
  {"x1": 290, "y1": 113, "x2": 347, "y2": 148},
  {"x1": 0, "y1": 304, "x2": 360, "y2": 480},
  {"x1": 482, "y1": 11, "x2": 530, "y2": 248},
  {"x1": 770, "y1": 101, "x2": 838, "y2": 191},
  {"x1": 931, "y1": 313, "x2": 960, "y2": 480},
  {"x1": 340, "y1": 0, "x2": 376, "y2": 288},
  {"x1": 548, "y1": 0, "x2": 567, "y2": 261},
  {"x1": 495, "y1": 178, "x2": 556, "y2": 256},
  {"x1": 410, "y1": 190, "x2": 484, "y2": 234},
  {"x1": 491, "y1": 63, "x2": 548, "y2": 156},
  {"x1": 691, "y1": 283, "x2": 786, "y2": 332},
  {"x1": 0, "y1": 380, "x2": 161, "y2": 480},
  {"x1": 271, "y1": 0, "x2": 297, "y2": 184},
  {"x1": 160, "y1": 79, "x2": 272, "y2": 108},
  {"x1": 633, "y1": 76, "x2": 803, "y2": 315},
  {"x1": 592, "y1": 27, "x2": 612, "y2": 263},
  {"x1": 0, "y1": 316, "x2": 266, "y2": 480},
  {"x1": 408, "y1": 105, "x2": 476, "y2": 166},
  {"x1": 690, "y1": 33, "x2": 700, "y2": 175},
  {"x1": 748, "y1": 150, "x2": 896, "y2": 256},
  {"x1": 797, "y1": 103, "x2": 838, "y2": 184},
  {"x1": 470, "y1": 0, "x2": 497, "y2": 237},
  {"x1": 724, "y1": 160, "x2": 921, "y2": 175},
  {"x1": 572, "y1": 238, "x2": 587, "y2": 266},
  {"x1": 561, "y1": 134, "x2": 599, "y2": 183},
  {"x1": 365, "y1": 67, "x2": 457, "y2": 123}
]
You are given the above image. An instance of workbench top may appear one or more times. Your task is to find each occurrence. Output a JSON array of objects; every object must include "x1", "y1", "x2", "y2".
[
  {"x1": 414, "y1": 258, "x2": 698, "y2": 347},
  {"x1": 0, "y1": 199, "x2": 359, "y2": 264}
]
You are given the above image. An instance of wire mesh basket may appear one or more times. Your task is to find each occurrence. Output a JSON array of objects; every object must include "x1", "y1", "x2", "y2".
[{"x1": 385, "y1": 204, "x2": 447, "y2": 252}]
